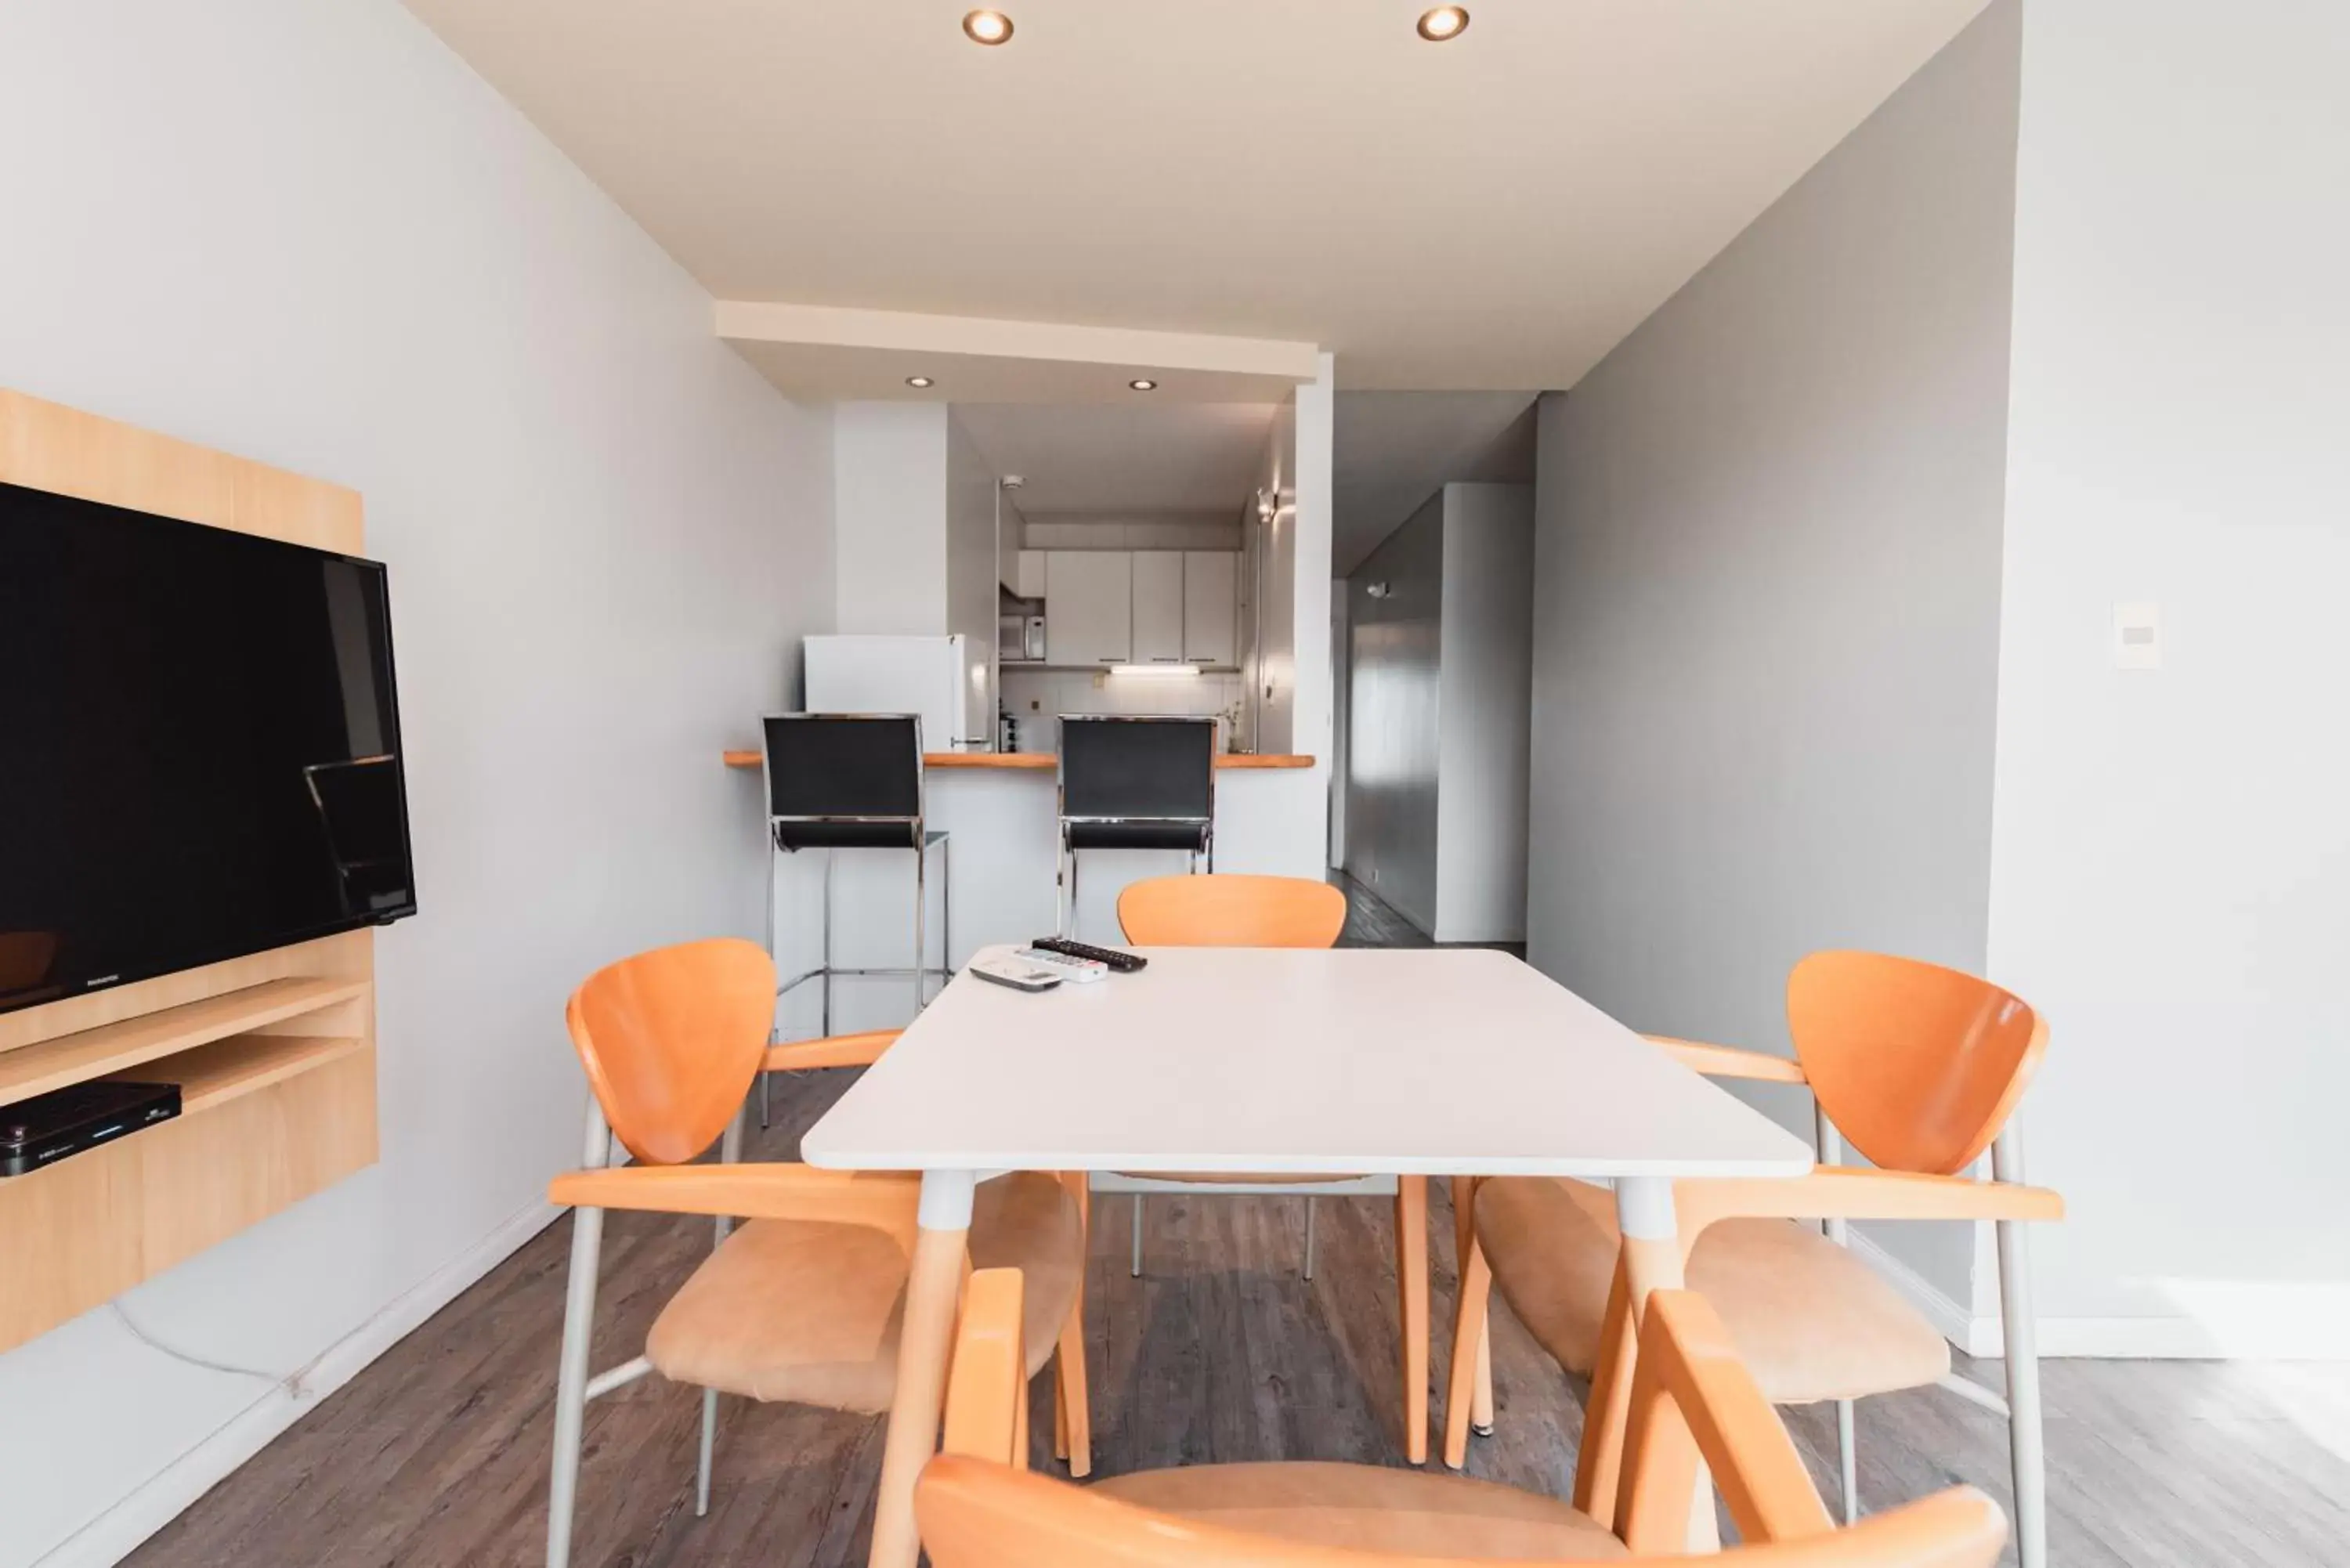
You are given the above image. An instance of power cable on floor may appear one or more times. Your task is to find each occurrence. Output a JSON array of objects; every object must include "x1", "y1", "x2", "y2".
[{"x1": 111, "y1": 1300, "x2": 321, "y2": 1393}]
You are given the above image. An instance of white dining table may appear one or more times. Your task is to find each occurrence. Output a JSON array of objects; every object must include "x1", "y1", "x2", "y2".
[{"x1": 802, "y1": 944, "x2": 1815, "y2": 1568}]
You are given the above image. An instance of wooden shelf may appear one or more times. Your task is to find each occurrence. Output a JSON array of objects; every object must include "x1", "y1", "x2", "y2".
[
  {"x1": 132, "y1": 1033, "x2": 369, "y2": 1113},
  {"x1": 0, "y1": 975, "x2": 370, "y2": 1108}
]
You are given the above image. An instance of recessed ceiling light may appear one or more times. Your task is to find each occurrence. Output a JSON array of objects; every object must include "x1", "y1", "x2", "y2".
[
  {"x1": 962, "y1": 9, "x2": 1013, "y2": 45},
  {"x1": 1416, "y1": 6, "x2": 1470, "y2": 42},
  {"x1": 906, "y1": 375, "x2": 935, "y2": 388},
  {"x1": 1128, "y1": 378, "x2": 1158, "y2": 392}
]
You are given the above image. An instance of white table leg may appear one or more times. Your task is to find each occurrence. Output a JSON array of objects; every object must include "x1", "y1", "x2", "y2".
[
  {"x1": 1604, "y1": 1177, "x2": 1718, "y2": 1551},
  {"x1": 868, "y1": 1169, "x2": 975, "y2": 1568}
]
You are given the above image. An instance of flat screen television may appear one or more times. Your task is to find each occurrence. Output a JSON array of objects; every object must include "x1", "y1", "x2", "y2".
[{"x1": 0, "y1": 479, "x2": 418, "y2": 1017}]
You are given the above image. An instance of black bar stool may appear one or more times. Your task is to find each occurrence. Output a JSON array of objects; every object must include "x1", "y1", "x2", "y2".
[
  {"x1": 761, "y1": 714, "x2": 949, "y2": 1118},
  {"x1": 1056, "y1": 716, "x2": 1215, "y2": 938}
]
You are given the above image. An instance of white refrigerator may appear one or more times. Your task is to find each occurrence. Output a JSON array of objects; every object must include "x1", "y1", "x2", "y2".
[{"x1": 801, "y1": 634, "x2": 982, "y2": 752}]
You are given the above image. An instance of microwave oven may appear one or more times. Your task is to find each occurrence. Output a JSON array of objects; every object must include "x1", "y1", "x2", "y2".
[{"x1": 999, "y1": 613, "x2": 1047, "y2": 661}]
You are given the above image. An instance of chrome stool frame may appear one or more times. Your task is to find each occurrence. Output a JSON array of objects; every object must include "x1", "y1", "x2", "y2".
[{"x1": 759, "y1": 714, "x2": 949, "y2": 1124}]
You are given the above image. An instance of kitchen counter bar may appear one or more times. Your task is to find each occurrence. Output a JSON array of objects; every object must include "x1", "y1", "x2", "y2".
[
  {"x1": 743, "y1": 744, "x2": 1327, "y2": 1036},
  {"x1": 722, "y1": 750, "x2": 1312, "y2": 771}
]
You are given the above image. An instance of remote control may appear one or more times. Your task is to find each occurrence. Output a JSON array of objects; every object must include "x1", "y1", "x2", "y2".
[
  {"x1": 1014, "y1": 947, "x2": 1109, "y2": 983},
  {"x1": 968, "y1": 955, "x2": 1063, "y2": 993},
  {"x1": 1029, "y1": 937, "x2": 1148, "y2": 973}
]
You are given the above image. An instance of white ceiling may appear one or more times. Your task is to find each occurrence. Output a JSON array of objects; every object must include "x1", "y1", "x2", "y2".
[
  {"x1": 953, "y1": 403, "x2": 1281, "y2": 515},
  {"x1": 719, "y1": 302, "x2": 1316, "y2": 404},
  {"x1": 1332, "y1": 392, "x2": 1538, "y2": 573},
  {"x1": 402, "y1": 0, "x2": 1991, "y2": 391}
]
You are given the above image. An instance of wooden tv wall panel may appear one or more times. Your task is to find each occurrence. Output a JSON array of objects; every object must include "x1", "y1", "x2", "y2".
[{"x1": 0, "y1": 390, "x2": 380, "y2": 1354}]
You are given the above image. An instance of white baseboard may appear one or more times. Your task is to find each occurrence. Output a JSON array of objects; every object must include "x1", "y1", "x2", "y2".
[
  {"x1": 35, "y1": 1198, "x2": 563, "y2": 1568},
  {"x1": 1848, "y1": 1231, "x2": 2350, "y2": 1361},
  {"x1": 2033, "y1": 1288, "x2": 2350, "y2": 1360}
]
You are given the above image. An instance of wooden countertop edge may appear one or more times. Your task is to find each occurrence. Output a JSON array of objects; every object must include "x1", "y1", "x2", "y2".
[
  {"x1": 720, "y1": 750, "x2": 1312, "y2": 771},
  {"x1": 1208, "y1": 753, "x2": 1315, "y2": 770}
]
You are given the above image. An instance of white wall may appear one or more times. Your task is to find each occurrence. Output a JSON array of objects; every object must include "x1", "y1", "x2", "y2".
[
  {"x1": 0, "y1": 2, "x2": 833, "y2": 1562},
  {"x1": 1253, "y1": 402, "x2": 1302, "y2": 755},
  {"x1": 1985, "y1": 0, "x2": 2350, "y2": 1354},
  {"x1": 1434, "y1": 484, "x2": 1535, "y2": 944},
  {"x1": 945, "y1": 415, "x2": 999, "y2": 743},
  {"x1": 1528, "y1": 0, "x2": 2019, "y2": 1306},
  {"x1": 1291, "y1": 364, "x2": 1336, "y2": 793},
  {"x1": 997, "y1": 492, "x2": 1030, "y2": 594},
  {"x1": 833, "y1": 403, "x2": 948, "y2": 636},
  {"x1": 828, "y1": 406, "x2": 989, "y2": 740},
  {"x1": 1258, "y1": 360, "x2": 1339, "y2": 880}
]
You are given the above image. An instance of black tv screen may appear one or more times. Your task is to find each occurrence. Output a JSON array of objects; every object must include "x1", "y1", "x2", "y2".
[{"x1": 0, "y1": 480, "x2": 417, "y2": 1017}]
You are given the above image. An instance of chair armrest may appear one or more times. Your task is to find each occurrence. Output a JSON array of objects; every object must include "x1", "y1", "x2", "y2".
[
  {"x1": 1619, "y1": 1290, "x2": 1832, "y2": 1551},
  {"x1": 1678, "y1": 1167, "x2": 2063, "y2": 1240},
  {"x1": 1645, "y1": 1035, "x2": 1809, "y2": 1086},
  {"x1": 941, "y1": 1268, "x2": 1028, "y2": 1466},
  {"x1": 547, "y1": 1163, "x2": 920, "y2": 1234},
  {"x1": 766, "y1": 1029, "x2": 902, "y2": 1072}
]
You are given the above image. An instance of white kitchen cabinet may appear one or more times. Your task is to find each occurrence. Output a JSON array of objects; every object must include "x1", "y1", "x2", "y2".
[
  {"x1": 1130, "y1": 551, "x2": 1186, "y2": 663},
  {"x1": 1044, "y1": 551, "x2": 1132, "y2": 666},
  {"x1": 1183, "y1": 551, "x2": 1238, "y2": 666},
  {"x1": 1014, "y1": 550, "x2": 1047, "y2": 599}
]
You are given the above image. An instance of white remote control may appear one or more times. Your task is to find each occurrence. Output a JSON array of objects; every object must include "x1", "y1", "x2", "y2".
[
  {"x1": 968, "y1": 955, "x2": 1064, "y2": 992},
  {"x1": 1012, "y1": 946, "x2": 1109, "y2": 983}
]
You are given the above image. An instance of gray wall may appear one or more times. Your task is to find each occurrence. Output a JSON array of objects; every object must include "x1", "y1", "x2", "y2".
[
  {"x1": 1528, "y1": 0, "x2": 2020, "y2": 1302},
  {"x1": 1346, "y1": 482, "x2": 1535, "y2": 941},
  {"x1": 1436, "y1": 484, "x2": 1535, "y2": 942},
  {"x1": 1328, "y1": 576, "x2": 1349, "y2": 866},
  {"x1": 945, "y1": 414, "x2": 999, "y2": 743},
  {"x1": 1345, "y1": 492, "x2": 1445, "y2": 930}
]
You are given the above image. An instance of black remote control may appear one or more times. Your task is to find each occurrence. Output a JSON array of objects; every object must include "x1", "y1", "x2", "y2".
[{"x1": 1029, "y1": 937, "x2": 1148, "y2": 973}]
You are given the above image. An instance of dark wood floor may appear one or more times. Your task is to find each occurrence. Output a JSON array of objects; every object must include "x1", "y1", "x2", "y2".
[
  {"x1": 1331, "y1": 869, "x2": 1526, "y2": 958},
  {"x1": 126, "y1": 882, "x2": 2350, "y2": 1567}
]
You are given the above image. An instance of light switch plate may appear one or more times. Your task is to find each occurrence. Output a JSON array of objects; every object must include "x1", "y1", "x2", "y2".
[{"x1": 2113, "y1": 602, "x2": 2161, "y2": 670}]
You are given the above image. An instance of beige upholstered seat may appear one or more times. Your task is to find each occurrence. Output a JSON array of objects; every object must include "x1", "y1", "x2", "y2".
[
  {"x1": 1476, "y1": 1176, "x2": 1949, "y2": 1405},
  {"x1": 1095, "y1": 1462, "x2": 1629, "y2": 1560},
  {"x1": 649, "y1": 1171, "x2": 1082, "y2": 1413}
]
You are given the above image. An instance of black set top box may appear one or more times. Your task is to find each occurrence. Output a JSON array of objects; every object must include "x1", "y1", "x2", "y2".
[{"x1": 1, "y1": 1079, "x2": 182, "y2": 1177}]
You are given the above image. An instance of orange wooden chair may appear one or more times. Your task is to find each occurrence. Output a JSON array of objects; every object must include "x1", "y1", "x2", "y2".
[
  {"x1": 542, "y1": 938, "x2": 1094, "y2": 1568},
  {"x1": 1446, "y1": 951, "x2": 2061, "y2": 1567},
  {"x1": 1106, "y1": 873, "x2": 1432, "y2": 1462},
  {"x1": 921, "y1": 1267, "x2": 2008, "y2": 1568},
  {"x1": 1116, "y1": 872, "x2": 1350, "y2": 949}
]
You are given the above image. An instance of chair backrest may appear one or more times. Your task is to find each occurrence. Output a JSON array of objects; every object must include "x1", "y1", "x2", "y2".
[
  {"x1": 918, "y1": 1283, "x2": 2006, "y2": 1568},
  {"x1": 764, "y1": 714, "x2": 924, "y2": 849},
  {"x1": 565, "y1": 938, "x2": 776, "y2": 1166},
  {"x1": 1788, "y1": 951, "x2": 2048, "y2": 1176},
  {"x1": 1117, "y1": 873, "x2": 1347, "y2": 948},
  {"x1": 1059, "y1": 717, "x2": 1215, "y2": 826}
]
